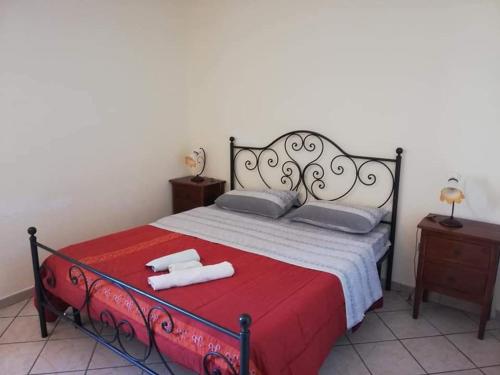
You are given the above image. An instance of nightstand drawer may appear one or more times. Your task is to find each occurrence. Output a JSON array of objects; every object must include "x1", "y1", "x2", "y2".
[
  {"x1": 172, "y1": 186, "x2": 200, "y2": 202},
  {"x1": 426, "y1": 236, "x2": 491, "y2": 269},
  {"x1": 173, "y1": 198, "x2": 200, "y2": 213},
  {"x1": 170, "y1": 176, "x2": 225, "y2": 214},
  {"x1": 423, "y1": 261, "x2": 488, "y2": 296}
]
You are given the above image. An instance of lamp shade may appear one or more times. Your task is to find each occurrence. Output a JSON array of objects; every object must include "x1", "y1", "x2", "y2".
[
  {"x1": 184, "y1": 153, "x2": 198, "y2": 169},
  {"x1": 440, "y1": 176, "x2": 464, "y2": 204},
  {"x1": 184, "y1": 148, "x2": 206, "y2": 182}
]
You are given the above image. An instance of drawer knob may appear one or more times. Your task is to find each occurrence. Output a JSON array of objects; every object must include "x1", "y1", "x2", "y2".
[
  {"x1": 453, "y1": 248, "x2": 461, "y2": 256},
  {"x1": 447, "y1": 276, "x2": 456, "y2": 283}
]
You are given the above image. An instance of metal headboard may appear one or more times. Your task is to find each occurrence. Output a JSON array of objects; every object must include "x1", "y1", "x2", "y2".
[{"x1": 229, "y1": 130, "x2": 403, "y2": 290}]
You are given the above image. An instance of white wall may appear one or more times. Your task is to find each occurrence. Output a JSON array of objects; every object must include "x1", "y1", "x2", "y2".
[
  {"x1": 183, "y1": 1, "x2": 500, "y2": 309},
  {"x1": 0, "y1": 1, "x2": 188, "y2": 299},
  {"x1": 2, "y1": 0, "x2": 500, "y2": 312}
]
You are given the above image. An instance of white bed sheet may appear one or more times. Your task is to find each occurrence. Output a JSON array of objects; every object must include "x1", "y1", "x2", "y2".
[{"x1": 152, "y1": 205, "x2": 391, "y2": 328}]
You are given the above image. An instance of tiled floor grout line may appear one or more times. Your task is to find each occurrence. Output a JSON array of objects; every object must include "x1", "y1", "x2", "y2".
[
  {"x1": 2, "y1": 295, "x2": 499, "y2": 375},
  {"x1": 27, "y1": 336, "x2": 50, "y2": 375},
  {"x1": 411, "y1": 309, "x2": 488, "y2": 373},
  {"x1": 349, "y1": 343, "x2": 375, "y2": 375},
  {"x1": 0, "y1": 299, "x2": 50, "y2": 375},
  {"x1": 441, "y1": 333, "x2": 484, "y2": 372},
  {"x1": 0, "y1": 316, "x2": 16, "y2": 338},
  {"x1": 375, "y1": 293, "x2": 500, "y2": 374},
  {"x1": 373, "y1": 309, "x2": 429, "y2": 374},
  {"x1": 417, "y1": 308, "x2": 482, "y2": 371},
  {"x1": 84, "y1": 340, "x2": 99, "y2": 374},
  {"x1": 30, "y1": 370, "x2": 85, "y2": 375},
  {"x1": 396, "y1": 296, "x2": 500, "y2": 373},
  {"x1": 0, "y1": 298, "x2": 32, "y2": 339}
]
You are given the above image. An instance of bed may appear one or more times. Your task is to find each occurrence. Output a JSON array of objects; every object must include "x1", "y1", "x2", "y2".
[{"x1": 29, "y1": 130, "x2": 403, "y2": 375}]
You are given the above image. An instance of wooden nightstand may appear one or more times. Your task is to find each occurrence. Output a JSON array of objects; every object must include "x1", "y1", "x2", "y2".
[
  {"x1": 413, "y1": 214, "x2": 500, "y2": 339},
  {"x1": 170, "y1": 176, "x2": 225, "y2": 214}
]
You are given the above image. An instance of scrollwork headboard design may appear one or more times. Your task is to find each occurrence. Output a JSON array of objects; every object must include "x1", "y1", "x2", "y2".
[{"x1": 229, "y1": 130, "x2": 403, "y2": 290}]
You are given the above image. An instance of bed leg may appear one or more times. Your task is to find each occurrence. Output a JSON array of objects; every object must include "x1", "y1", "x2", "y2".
[
  {"x1": 28, "y1": 227, "x2": 48, "y2": 338},
  {"x1": 239, "y1": 314, "x2": 251, "y2": 375},
  {"x1": 385, "y1": 249, "x2": 393, "y2": 291},
  {"x1": 72, "y1": 307, "x2": 82, "y2": 326}
]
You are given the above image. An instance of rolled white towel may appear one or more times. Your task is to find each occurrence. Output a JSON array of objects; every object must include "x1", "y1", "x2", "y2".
[
  {"x1": 148, "y1": 261, "x2": 235, "y2": 291},
  {"x1": 168, "y1": 260, "x2": 203, "y2": 273},
  {"x1": 146, "y1": 249, "x2": 200, "y2": 272}
]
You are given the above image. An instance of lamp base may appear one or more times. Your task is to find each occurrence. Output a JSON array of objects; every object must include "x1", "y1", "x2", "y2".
[
  {"x1": 439, "y1": 217, "x2": 463, "y2": 228},
  {"x1": 190, "y1": 175, "x2": 205, "y2": 183}
]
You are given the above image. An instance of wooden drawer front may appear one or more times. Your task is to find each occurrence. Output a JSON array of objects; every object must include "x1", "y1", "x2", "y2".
[
  {"x1": 426, "y1": 236, "x2": 491, "y2": 269},
  {"x1": 173, "y1": 186, "x2": 201, "y2": 202},
  {"x1": 423, "y1": 261, "x2": 488, "y2": 296},
  {"x1": 173, "y1": 198, "x2": 200, "y2": 214},
  {"x1": 203, "y1": 183, "x2": 224, "y2": 205}
]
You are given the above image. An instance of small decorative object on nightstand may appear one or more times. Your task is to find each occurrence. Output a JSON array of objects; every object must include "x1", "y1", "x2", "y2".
[
  {"x1": 413, "y1": 214, "x2": 500, "y2": 339},
  {"x1": 439, "y1": 175, "x2": 465, "y2": 228},
  {"x1": 184, "y1": 148, "x2": 206, "y2": 183},
  {"x1": 170, "y1": 176, "x2": 225, "y2": 214}
]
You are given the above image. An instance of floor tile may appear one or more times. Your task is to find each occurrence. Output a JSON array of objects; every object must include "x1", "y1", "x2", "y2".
[
  {"x1": 355, "y1": 340, "x2": 425, "y2": 375},
  {"x1": 89, "y1": 343, "x2": 131, "y2": 369},
  {"x1": 0, "y1": 299, "x2": 29, "y2": 318},
  {"x1": 50, "y1": 318, "x2": 87, "y2": 340},
  {"x1": 482, "y1": 366, "x2": 500, "y2": 375},
  {"x1": 31, "y1": 337, "x2": 96, "y2": 373},
  {"x1": 18, "y1": 297, "x2": 39, "y2": 317},
  {"x1": 410, "y1": 300, "x2": 441, "y2": 313},
  {"x1": 89, "y1": 339, "x2": 162, "y2": 369},
  {"x1": 0, "y1": 341, "x2": 45, "y2": 375},
  {"x1": 0, "y1": 315, "x2": 56, "y2": 343},
  {"x1": 490, "y1": 330, "x2": 500, "y2": 340},
  {"x1": 3, "y1": 294, "x2": 500, "y2": 375},
  {"x1": 146, "y1": 362, "x2": 196, "y2": 375},
  {"x1": 378, "y1": 310, "x2": 440, "y2": 339},
  {"x1": 334, "y1": 334, "x2": 350, "y2": 346},
  {"x1": 465, "y1": 312, "x2": 500, "y2": 331},
  {"x1": 0, "y1": 317, "x2": 14, "y2": 336},
  {"x1": 402, "y1": 335, "x2": 475, "y2": 373},
  {"x1": 423, "y1": 304, "x2": 478, "y2": 334},
  {"x1": 348, "y1": 313, "x2": 395, "y2": 343},
  {"x1": 83, "y1": 316, "x2": 117, "y2": 337},
  {"x1": 87, "y1": 366, "x2": 142, "y2": 374},
  {"x1": 375, "y1": 290, "x2": 412, "y2": 312},
  {"x1": 319, "y1": 345, "x2": 370, "y2": 375},
  {"x1": 447, "y1": 332, "x2": 500, "y2": 367}
]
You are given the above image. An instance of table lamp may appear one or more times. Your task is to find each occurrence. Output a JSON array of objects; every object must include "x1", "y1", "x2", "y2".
[
  {"x1": 439, "y1": 176, "x2": 465, "y2": 228},
  {"x1": 184, "y1": 148, "x2": 206, "y2": 183}
]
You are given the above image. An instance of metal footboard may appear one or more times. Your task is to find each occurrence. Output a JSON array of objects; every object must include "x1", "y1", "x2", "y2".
[{"x1": 28, "y1": 227, "x2": 251, "y2": 375}]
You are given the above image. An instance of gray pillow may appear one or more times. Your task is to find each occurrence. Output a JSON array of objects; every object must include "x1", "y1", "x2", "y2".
[
  {"x1": 215, "y1": 189, "x2": 299, "y2": 218},
  {"x1": 288, "y1": 201, "x2": 389, "y2": 233}
]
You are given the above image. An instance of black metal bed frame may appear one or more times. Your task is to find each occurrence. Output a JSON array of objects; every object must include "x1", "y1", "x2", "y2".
[
  {"x1": 28, "y1": 229, "x2": 251, "y2": 375},
  {"x1": 229, "y1": 130, "x2": 403, "y2": 290},
  {"x1": 28, "y1": 130, "x2": 402, "y2": 375}
]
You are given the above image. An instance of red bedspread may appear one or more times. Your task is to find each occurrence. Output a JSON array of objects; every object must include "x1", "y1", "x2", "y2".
[{"x1": 40, "y1": 225, "x2": 348, "y2": 375}]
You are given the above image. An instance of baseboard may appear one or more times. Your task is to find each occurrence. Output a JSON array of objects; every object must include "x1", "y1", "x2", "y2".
[
  {"x1": 0, "y1": 286, "x2": 33, "y2": 309},
  {"x1": 387, "y1": 280, "x2": 499, "y2": 320}
]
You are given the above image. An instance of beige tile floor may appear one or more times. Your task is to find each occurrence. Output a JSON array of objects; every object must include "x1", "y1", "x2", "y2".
[{"x1": 1, "y1": 290, "x2": 500, "y2": 375}]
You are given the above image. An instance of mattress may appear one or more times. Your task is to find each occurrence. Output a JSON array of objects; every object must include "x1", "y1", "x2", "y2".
[
  {"x1": 40, "y1": 225, "x2": 348, "y2": 375},
  {"x1": 153, "y1": 205, "x2": 389, "y2": 329},
  {"x1": 39, "y1": 206, "x2": 387, "y2": 375}
]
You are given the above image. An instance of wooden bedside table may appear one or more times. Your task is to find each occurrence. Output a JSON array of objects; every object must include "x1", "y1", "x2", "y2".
[
  {"x1": 413, "y1": 214, "x2": 500, "y2": 339},
  {"x1": 170, "y1": 176, "x2": 225, "y2": 214}
]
